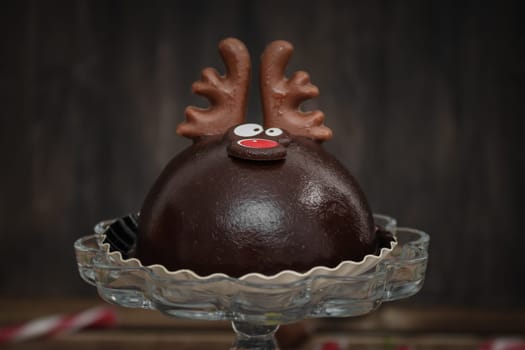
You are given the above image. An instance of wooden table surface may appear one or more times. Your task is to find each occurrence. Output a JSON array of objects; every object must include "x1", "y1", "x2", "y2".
[{"x1": 1, "y1": 298, "x2": 524, "y2": 349}]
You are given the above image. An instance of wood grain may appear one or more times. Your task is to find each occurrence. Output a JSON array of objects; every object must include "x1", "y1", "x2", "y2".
[
  {"x1": 1, "y1": 299, "x2": 523, "y2": 350},
  {"x1": 0, "y1": 0, "x2": 523, "y2": 307},
  {"x1": 5, "y1": 332, "x2": 490, "y2": 350}
]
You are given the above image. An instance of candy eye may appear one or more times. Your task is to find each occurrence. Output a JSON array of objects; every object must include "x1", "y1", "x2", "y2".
[
  {"x1": 265, "y1": 128, "x2": 283, "y2": 137},
  {"x1": 234, "y1": 123, "x2": 264, "y2": 137}
]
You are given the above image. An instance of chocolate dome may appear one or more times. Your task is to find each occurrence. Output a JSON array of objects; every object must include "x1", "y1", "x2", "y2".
[
  {"x1": 136, "y1": 135, "x2": 380, "y2": 277},
  {"x1": 133, "y1": 38, "x2": 392, "y2": 277}
]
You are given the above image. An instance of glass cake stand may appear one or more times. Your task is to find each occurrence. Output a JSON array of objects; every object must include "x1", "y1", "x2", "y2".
[{"x1": 74, "y1": 214, "x2": 429, "y2": 349}]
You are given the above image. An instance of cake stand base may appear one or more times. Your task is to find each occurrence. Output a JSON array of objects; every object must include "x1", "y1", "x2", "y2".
[{"x1": 231, "y1": 321, "x2": 279, "y2": 350}]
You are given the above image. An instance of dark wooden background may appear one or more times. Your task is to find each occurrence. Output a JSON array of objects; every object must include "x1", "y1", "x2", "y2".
[{"x1": 0, "y1": 0, "x2": 523, "y2": 307}]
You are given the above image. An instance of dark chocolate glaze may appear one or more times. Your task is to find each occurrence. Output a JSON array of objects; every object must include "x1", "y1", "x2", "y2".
[{"x1": 136, "y1": 136, "x2": 389, "y2": 277}]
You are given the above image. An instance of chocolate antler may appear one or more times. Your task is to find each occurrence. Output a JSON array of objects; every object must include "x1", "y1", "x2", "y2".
[
  {"x1": 176, "y1": 38, "x2": 251, "y2": 139},
  {"x1": 260, "y1": 40, "x2": 332, "y2": 141}
]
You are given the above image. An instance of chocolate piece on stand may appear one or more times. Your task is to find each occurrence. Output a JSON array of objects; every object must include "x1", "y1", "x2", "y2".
[{"x1": 134, "y1": 38, "x2": 393, "y2": 277}]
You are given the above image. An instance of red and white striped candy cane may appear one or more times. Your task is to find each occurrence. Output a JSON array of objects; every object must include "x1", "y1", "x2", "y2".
[{"x1": 0, "y1": 306, "x2": 116, "y2": 344}]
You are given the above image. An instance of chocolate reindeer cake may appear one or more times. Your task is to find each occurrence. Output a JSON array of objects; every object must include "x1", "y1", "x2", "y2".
[{"x1": 134, "y1": 38, "x2": 393, "y2": 277}]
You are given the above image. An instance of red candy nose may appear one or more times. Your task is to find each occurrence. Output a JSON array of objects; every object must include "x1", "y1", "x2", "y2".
[{"x1": 238, "y1": 138, "x2": 279, "y2": 149}]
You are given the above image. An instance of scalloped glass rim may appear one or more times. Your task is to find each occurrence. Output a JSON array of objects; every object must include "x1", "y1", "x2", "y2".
[{"x1": 93, "y1": 214, "x2": 398, "y2": 284}]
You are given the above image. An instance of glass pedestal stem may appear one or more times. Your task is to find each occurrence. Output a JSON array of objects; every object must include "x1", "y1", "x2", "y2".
[{"x1": 231, "y1": 321, "x2": 280, "y2": 350}]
